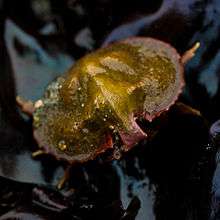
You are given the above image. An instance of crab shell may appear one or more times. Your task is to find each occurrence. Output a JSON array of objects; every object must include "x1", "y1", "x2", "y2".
[{"x1": 33, "y1": 37, "x2": 184, "y2": 164}]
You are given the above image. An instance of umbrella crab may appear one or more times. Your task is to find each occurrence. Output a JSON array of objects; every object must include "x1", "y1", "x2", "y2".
[{"x1": 17, "y1": 37, "x2": 199, "y2": 188}]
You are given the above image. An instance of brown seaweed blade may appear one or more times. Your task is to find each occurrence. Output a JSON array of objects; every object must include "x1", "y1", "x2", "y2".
[{"x1": 32, "y1": 37, "x2": 185, "y2": 163}]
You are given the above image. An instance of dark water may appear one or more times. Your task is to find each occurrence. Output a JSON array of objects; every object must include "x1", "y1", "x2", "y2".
[{"x1": 0, "y1": 0, "x2": 220, "y2": 219}]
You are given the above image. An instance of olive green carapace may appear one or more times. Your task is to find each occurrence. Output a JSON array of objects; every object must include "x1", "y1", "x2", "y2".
[{"x1": 33, "y1": 38, "x2": 184, "y2": 163}]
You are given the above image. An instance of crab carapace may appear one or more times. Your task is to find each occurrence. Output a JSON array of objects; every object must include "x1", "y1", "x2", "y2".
[{"x1": 17, "y1": 37, "x2": 199, "y2": 188}]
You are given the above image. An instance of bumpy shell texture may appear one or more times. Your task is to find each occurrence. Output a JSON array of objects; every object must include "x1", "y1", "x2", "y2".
[{"x1": 33, "y1": 37, "x2": 184, "y2": 163}]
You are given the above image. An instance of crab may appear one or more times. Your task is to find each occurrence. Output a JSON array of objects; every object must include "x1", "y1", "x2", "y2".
[{"x1": 16, "y1": 37, "x2": 200, "y2": 188}]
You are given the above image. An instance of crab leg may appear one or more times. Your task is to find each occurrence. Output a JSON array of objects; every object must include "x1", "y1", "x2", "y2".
[
  {"x1": 175, "y1": 102, "x2": 202, "y2": 117},
  {"x1": 16, "y1": 96, "x2": 35, "y2": 116},
  {"x1": 32, "y1": 150, "x2": 46, "y2": 157},
  {"x1": 181, "y1": 42, "x2": 200, "y2": 65},
  {"x1": 57, "y1": 166, "x2": 71, "y2": 190}
]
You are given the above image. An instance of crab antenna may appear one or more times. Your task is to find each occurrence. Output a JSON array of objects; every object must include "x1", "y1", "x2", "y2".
[{"x1": 181, "y1": 42, "x2": 200, "y2": 65}]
